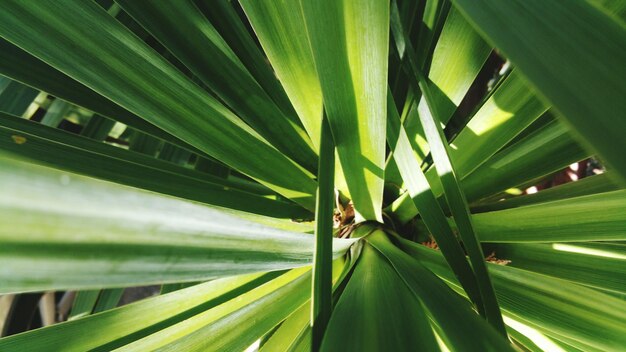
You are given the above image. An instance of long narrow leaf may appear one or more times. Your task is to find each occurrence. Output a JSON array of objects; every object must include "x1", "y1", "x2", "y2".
[
  {"x1": 68, "y1": 290, "x2": 100, "y2": 320},
  {"x1": 428, "y1": 71, "x2": 548, "y2": 193},
  {"x1": 452, "y1": 0, "x2": 626, "y2": 183},
  {"x1": 0, "y1": 77, "x2": 38, "y2": 116},
  {"x1": 261, "y1": 257, "x2": 350, "y2": 352},
  {"x1": 0, "y1": 272, "x2": 276, "y2": 351},
  {"x1": 93, "y1": 289, "x2": 124, "y2": 314},
  {"x1": 471, "y1": 190, "x2": 626, "y2": 242},
  {"x1": 0, "y1": 112, "x2": 304, "y2": 218},
  {"x1": 415, "y1": 71, "x2": 505, "y2": 333},
  {"x1": 196, "y1": 0, "x2": 297, "y2": 121},
  {"x1": 402, "y1": 6, "x2": 492, "y2": 157},
  {"x1": 239, "y1": 0, "x2": 323, "y2": 149},
  {"x1": 400, "y1": 239, "x2": 626, "y2": 352},
  {"x1": 389, "y1": 73, "x2": 550, "y2": 222},
  {"x1": 0, "y1": 154, "x2": 355, "y2": 292},
  {"x1": 116, "y1": 0, "x2": 317, "y2": 172},
  {"x1": 321, "y1": 241, "x2": 439, "y2": 351},
  {"x1": 386, "y1": 90, "x2": 484, "y2": 315},
  {"x1": 311, "y1": 117, "x2": 335, "y2": 349},
  {"x1": 367, "y1": 231, "x2": 514, "y2": 352},
  {"x1": 301, "y1": 0, "x2": 389, "y2": 222},
  {"x1": 117, "y1": 267, "x2": 311, "y2": 352},
  {"x1": 0, "y1": 0, "x2": 318, "y2": 207},
  {"x1": 462, "y1": 119, "x2": 588, "y2": 202},
  {"x1": 80, "y1": 114, "x2": 116, "y2": 141},
  {"x1": 473, "y1": 172, "x2": 621, "y2": 212},
  {"x1": 487, "y1": 242, "x2": 626, "y2": 294},
  {"x1": 260, "y1": 301, "x2": 310, "y2": 352},
  {"x1": 0, "y1": 39, "x2": 197, "y2": 151}
]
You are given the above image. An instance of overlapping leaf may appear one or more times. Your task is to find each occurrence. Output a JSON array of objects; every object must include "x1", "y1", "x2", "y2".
[
  {"x1": 0, "y1": 154, "x2": 354, "y2": 293},
  {"x1": 301, "y1": 0, "x2": 389, "y2": 222},
  {"x1": 0, "y1": 0, "x2": 317, "y2": 207}
]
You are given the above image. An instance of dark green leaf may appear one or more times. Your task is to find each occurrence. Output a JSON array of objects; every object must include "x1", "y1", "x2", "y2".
[{"x1": 452, "y1": 0, "x2": 626, "y2": 184}]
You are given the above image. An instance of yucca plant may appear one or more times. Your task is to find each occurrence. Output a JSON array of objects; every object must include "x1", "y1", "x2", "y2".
[{"x1": 0, "y1": 0, "x2": 625, "y2": 350}]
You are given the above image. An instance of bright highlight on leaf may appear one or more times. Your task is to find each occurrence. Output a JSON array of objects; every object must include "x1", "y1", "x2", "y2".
[{"x1": 301, "y1": 0, "x2": 389, "y2": 222}]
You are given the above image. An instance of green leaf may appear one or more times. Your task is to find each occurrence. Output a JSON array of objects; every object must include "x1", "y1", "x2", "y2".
[
  {"x1": 39, "y1": 98, "x2": 70, "y2": 127},
  {"x1": 473, "y1": 172, "x2": 621, "y2": 212},
  {"x1": 260, "y1": 258, "x2": 349, "y2": 352},
  {"x1": 424, "y1": 7, "x2": 492, "y2": 116},
  {"x1": 462, "y1": 119, "x2": 588, "y2": 202},
  {"x1": 68, "y1": 290, "x2": 100, "y2": 320},
  {"x1": 0, "y1": 112, "x2": 306, "y2": 218},
  {"x1": 491, "y1": 264, "x2": 626, "y2": 351},
  {"x1": 238, "y1": 0, "x2": 356, "y2": 203},
  {"x1": 157, "y1": 143, "x2": 191, "y2": 165},
  {"x1": 487, "y1": 242, "x2": 626, "y2": 294},
  {"x1": 116, "y1": 0, "x2": 317, "y2": 172},
  {"x1": 413, "y1": 0, "x2": 451, "y2": 73},
  {"x1": 471, "y1": 190, "x2": 626, "y2": 242},
  {"x1": 117, "y1": 267, "x2": 311, "y2": 351},
  {"x1": 194, "y1": 155, "x2": 231, "y2": 179},
  {"x1": 260, "y1": 301, "x2": 311, "y2": 352},
  {"x1": 160, "y1": 283, "x2": 198, "y2": 295},
  {"x1": 592, "y1": 0, "x2": 626, "y2": 22},
  {"x1": 127, "y1": 129, "x2": 162, "y2": 157},
  {"x1": 0, "y1": 77, "x2": 38, "y2": 116},
  {"x1": 301, "y1": 0, "x2": 389, "y2": 222},
  {"x1": 80, "y1": 114, "x2": 115, "y2": 141},
  {"x1": 400, "y1": 239, "x2": 626, "y2": 352},
  {"x1": 438, "y1": 71, "x2": 548, "y2": 182},
  {"x1": 321, "y1": 241, "x2": 439, "y2": 352},
  {"x1": 0, "y1": 272, "x2": 276, "y2": 351},
  {"x1": 386, "y1": 90, "x2": 484, "y2": 315},
  {"x1": 389, "y1": 71, "x2": 550, "y2": 223},
  {"x1": 402, "y1": 6, "x2": 492, "y2": 157},
  {"x1": 367, "y1": 231, "x2": 514, "y2": 352},
  {"x1": 415, "y1": 70, "x2": 506, "y2": 333},
  {"x1": 0, "y1": 154, "x2": 355, "y2": 292},
  {"x1": 311, "y1": 117, "x2": 335, "y2": 350},
  {"x1": 0, "y1": 0, "x2": 317, "y2": 207},
  {"x1": 93, "y1": 288, "x2": 124, "y2": 313},
  {"x1": 451, "y1": 0, "x2": 626, "y2": 184},
  {"x1": 504, "y1": 316, "x2": 590, "y2": 352},
  {"x1": 0, "y1": 39, "x2": 198, "y2": 151},
  {"x1": 196, "y1": 0, "x2": 297, "y2": 121},
  {"x1": 239, "y1": 0, "x2": 323, "y2": 149}
]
